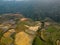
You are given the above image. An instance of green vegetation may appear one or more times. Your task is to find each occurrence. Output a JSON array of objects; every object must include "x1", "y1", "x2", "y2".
[
  {"x1": 33, "y1": 25, "x2": 60, "y2": 45},
  {"x1": 0, "y1": 30, "x2": 3, "y2": 39},
  {"x1": 33, "y1": 36, "x2": 45, "y2": 45},
  {"x1": 46, "y1": 26, "x2": 57, "y2": 32},
  {"x1": 1, "y1": 37, "x2": 13, "y2": 45}
]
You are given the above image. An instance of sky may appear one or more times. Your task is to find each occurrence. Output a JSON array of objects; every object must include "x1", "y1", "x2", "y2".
[
  {"x1": 1, "y1": 0, "x2": 60, "y2": 2},
  {"x1": 3, "y1": 0, "x2": 29, "y2": 1}
]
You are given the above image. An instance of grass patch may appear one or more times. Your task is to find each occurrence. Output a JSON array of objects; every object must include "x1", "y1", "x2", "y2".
[{"x1": 33, "y1": 36, "x2": 45, "y2": 45}]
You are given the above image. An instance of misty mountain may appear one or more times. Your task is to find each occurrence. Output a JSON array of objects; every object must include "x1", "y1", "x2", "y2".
[{"x1": 0, "y1": 1, "x2": 60, "y2": 22}]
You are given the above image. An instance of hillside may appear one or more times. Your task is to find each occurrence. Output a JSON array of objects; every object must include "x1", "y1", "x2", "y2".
[{"x1": 0, "y1": 13, "x2": 60, "y2": 45}]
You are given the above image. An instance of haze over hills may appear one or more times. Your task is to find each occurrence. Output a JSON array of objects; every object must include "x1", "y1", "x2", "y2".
[{"x1": 0, "y1": 0, "x2": 60, "y2": 22}]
